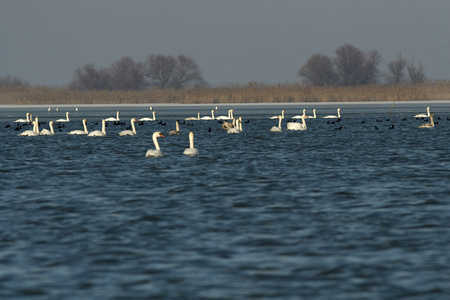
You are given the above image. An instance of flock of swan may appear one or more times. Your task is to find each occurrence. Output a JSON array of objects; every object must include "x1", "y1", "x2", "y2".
[{"x1": 10, "y1": 105, "x2": 438, "y2": 157}]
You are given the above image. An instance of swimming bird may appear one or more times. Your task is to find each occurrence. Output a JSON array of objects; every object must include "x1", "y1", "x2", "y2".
[
  {"x1": 201, "y1": 109, "x2": 215, "y2": 120},
  {"x1": 14, "y1": 112, "x2": 31, "y2": 123},
  {"x1": 118, "y1": 118, "x2": 137, "y2": 136},
  {"x1": 418, "y1": 113, "x2": 435, "y2": 128},
  {"x1": 56, "y1": 112, "x2": 70, "y2": 122},
  {"x1": 18, "y1": 118, "x2": 39, "y2": 136},
  {"x1": 68, "y1": 119, "x2": 89, "y2": 135},
  {"x1": 227, "y1": 117, "x2": 243, "y2": 134},
  {"x1": 183, "y1": 131, "x2": 199, "y2": 156},
  {"x1": 287, "y1": 116, "x2": 307, "y2": 130},
  {"x1": 88, "y1": 119, "x2": 106, "y2": 136},
  {"x1": 140, "y1": 111, "x2": 157, "y2": 121},
  {"x1": 323, "y1": 108, "x2": 341, "y2": 119},
  {"x1": 169, "y1": 120, "x2": 181, "y2": 135},
  {"x1": 40, "y1": 121, "x2": 55, "y2": 135},
  {"x1": 306, "y1": 109, "x2": 317, "y2": 119},
  {"x1": 270, "y1": 115, "x2": 283, "y2": 132},
  {"x1": 216, "y1": 109, "x2": 233, "y2": 120},
  {"x1": 292, "y1": 109, "x2": 306, "y2": 119},
  {"x1": 185, "y1": 112, "x2": 200, "y2": 121},
  {"x1": 270, "y1": 110, "x2": 285, "y2": 119},
  {"x1": 145, "y1": 132, "x2": 165, "y2": 157},
  {"x1": 105, "y1": 111, "x2": 120, "y2": 122},
  {"x1": 414, "y1": 107, "x2": 430, "y2": 118}
]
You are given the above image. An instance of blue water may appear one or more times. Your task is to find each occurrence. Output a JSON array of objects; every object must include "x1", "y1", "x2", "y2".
[{"x1": 1, "y1": 102, "x2": 450, "y2": 299}]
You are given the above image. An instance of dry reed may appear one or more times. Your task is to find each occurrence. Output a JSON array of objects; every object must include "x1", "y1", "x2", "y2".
[{"x1": 1, "y1": 82, "x2": 450, "y2": 105}]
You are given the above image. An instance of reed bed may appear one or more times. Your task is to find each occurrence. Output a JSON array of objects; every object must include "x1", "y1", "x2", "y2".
[{"x1": 1, "y1": 82, "x2": 450, "y2": 105}]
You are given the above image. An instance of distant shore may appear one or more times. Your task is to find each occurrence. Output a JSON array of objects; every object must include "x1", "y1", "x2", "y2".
[{"x1": 1, "y1": 82, "x2": 450, "y2": 105}]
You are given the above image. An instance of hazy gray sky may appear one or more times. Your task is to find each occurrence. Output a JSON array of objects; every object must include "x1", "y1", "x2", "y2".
[{"x1": 1, "y1": 0, "x2": 449, "y2": 86}]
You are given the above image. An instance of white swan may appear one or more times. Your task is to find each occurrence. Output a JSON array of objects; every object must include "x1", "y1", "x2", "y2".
[
  {"x1": 145, "y1": 132, "x2": 165, "y2": 157},
  {"x1": 323, "y1": 108, "x2": 341, "y2": 119},
  {"x1": 68, "y1": 119, "x2": 89, "y2": 135},
  {"x1": 185, "y1": 112, "x2": 200, "y2": 121},
  {"x1": 286, "y1": 116, "x2": 307, "y2": 131},
  {"x1": 201, "y1": 109, "x2": 215, "y2": 120},
  {"x1": 216, "y1": 109, "x2": 233, "y2": 120},
  {"x1": 418, "y1": 113, "x2": 435, "y2": 128},
  {"x1": 292, "y1": 109, "x2": 306, "y2": 119},
  {"x1": 56, "y1": 112, "x2": 70, "y2": 122},
  {"x1": 270, "y1": 115, "x2": 283, "y2": 132},
  {"x1": 105, "y1": 111, "x2": 120, "y2": 122},
  {"x1": 40, "y1": 121, "x2": 55, "y2": 135},
  {"x1": 306, "y1": 109, "x2": 317, "y2": 119},
  {"x1": 414, "y1": 107, "x2": 430, "y2": 118},
  {"x1": 227, "y1": 117, "x2": 243, "y2": 134},
  {"x1": 183, "y1": 131, "x2": 199, "y2": 156},
  {"x1": 88, "y1": 119, "x2": 106, "y2": 137},
  {"x1": 118, "y1": 118, "x2": 138, "y2": 136},
  {"x1": 169, "y1": 120, "x2": 181, "y2": 135},
  {"x1": 18, "y1": 118, "x2": 39, "y2": 136},
  {"x1": 140, "y1": 111, "x2": 157, "y2": 121},
  {"x1": 15, "y1": 112, "x2": 31, "y2": 123},
  {"x1": 270, "y1": 110, "x2": 285, "y2": 119}
]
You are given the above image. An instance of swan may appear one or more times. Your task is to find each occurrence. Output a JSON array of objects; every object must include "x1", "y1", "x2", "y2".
[
  {"x1": 292, "y1": 109, "x2": 306, "y2": 119},
  {"x1": 145, "y1": 132, "x2": 165, "y2": 157},
  {"x1": 140, "y1": 111, "x2": 157, "y2": 121},
  {"x1": 418, "y1": 113, "x2": 435, "y2": 128},
  {"x1": 68, "y1": 119, "x2": 89, "y2": 135},
  {"x1": 185, "y1": 112, "x2": 200, "y2": 121},
  {"x1": 40, "y1": 121, "x2": 55, "y2": 135},
  {"x1": 169, "y1": 120, "x2": 181, "y2": 135},
  {"x1": 201, "y1": 110, "x2": 215, "y2": 120},
  {"x1": 56, "y1": 112, "x2": 70, "y2": 122},
  {"x1": 18, "y1": 118, "x2": 39, "y2": 136},
  {"x1": 14, "y1": 112, "x2": 31, "y2": 123},
  {"x1": 270, "y1": 115, "x2": 283, "y2": 132},
  {"x1": 216, "y1": 109, "x2": 233, "y2": 120},
  {"x1": 227, "y1": 117, "x2": 242, "y2": 134},
  {"x1": 306, "y1": 109, "x2": 317, "y2": 119},
  {"x1": 414, "y1": 107, "x2": 430, "y2": 118},
  {"x1": 323, "y1": 108, "x2": 341, "y2": 119},
  {"x1": 88, "y1": 119, "x2": 106, "y2": 137},
  {"x1": 183, "y1": 131, "x2": 199, "y2": 156},
  {"x1": 270, "y1": 110, "x2": 285, "y2": 119},
  {"x1": 118, "y1": 118, "x2": 138, "y2": 136},
  {"x1": 286, "y1": 116, "x2": 307, "y2": 131},
  {"x1": 105, "y1": 111, "x2": 120, "y2": 122}
]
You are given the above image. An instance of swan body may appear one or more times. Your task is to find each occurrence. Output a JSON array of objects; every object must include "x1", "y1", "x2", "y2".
[
  {"x1": 68, "y1": 119, "x2": 89, "y2": 135},
  {"x1": 201, "y1": 110, "x2": 215, "y2": 120},
  {"x1": 185, "y1": 112, "x2": 200, "y2": 121},
  {"x1": 40, "y1": 121, "x2": 55, "y2": 135},
  {"x1": 306, "y1": 109, "x2": 317, "y2": 119},
  {"x1": 323, "y1": 108, "x2": 341, "y2": 119},
  {"x1": 183, "y1": 131, "x2": 199, "y2": 156},
  {"x1": 169, "y1": 120, "x2": 181, "y2": 135},
  {"x1": 18, "y1": 118, "x2": 39, "y2": 136},
  {"x1": 56, "y1": 112, "x2": 70, "y2": 122},
  {"x1": 88, "y1": 119, "x2": 106, "y2": 137},
  {"x1": 270, "y1": 115, "x2": 283, "y2": 132},
  {"x1": 292, "y1": 109, "x2": 306, "y2": 119},
  {"x1": 227, "y1": 117, "x2": 242, "y2": 134},
  {"x1": 140, "y1": 111, "x2": 156, "y2": 121},
  {"x1": 118, "y1": 118, "x2": 137, "y2": 136},
  {"x1": 414, "y1": 107, "x2": 430, "y2": 118},
  {"x1": 105, "y1": 111, "x2": 120, "y2": 122},
  {"x1": 418, "y1": 113, "x2": 435, "y2": 128},
  {"x1": 145, "y1": 132, "x2": 165, "y2": 157},
  {"x1": 270, "y1": 110, "x2": 285, "y2": 119},
  {"x1": 15, "y1": 112, "x2": 31, "y2": 123},
  {"x1": 287, "y1": 116, "x2": 307, "y2": 131}
]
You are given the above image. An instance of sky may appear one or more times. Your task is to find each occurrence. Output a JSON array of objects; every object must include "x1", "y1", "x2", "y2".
[{"x1": 1, "y1": 0, "x2": 450, "y2": 87}]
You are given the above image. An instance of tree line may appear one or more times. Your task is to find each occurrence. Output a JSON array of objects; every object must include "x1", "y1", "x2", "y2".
[
  {"x1": 0, "y1": 44, "x2": 429, "y2": 89},
  {"x1": 298, "y1": 43, "x2": 427, "y2": 86}
]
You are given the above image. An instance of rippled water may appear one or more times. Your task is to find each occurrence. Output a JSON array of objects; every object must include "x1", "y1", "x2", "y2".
[{"x1": 1, "y1": 102, "x2": 450, "y2": 299}]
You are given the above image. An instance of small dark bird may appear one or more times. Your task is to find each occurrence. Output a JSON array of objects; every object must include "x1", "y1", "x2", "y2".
[
  {"x1": 334, "y1": 125, "x2": 343, "y2": 130},
  {"x1": 389, "y1": 125, "x2": 394, "y2": 129},
  {"x1": 374, "y1": 126, "x2": 379, "y2": 130},
  {"x1": 361, "y1": 120, "x2": 366, "y2": 124}
]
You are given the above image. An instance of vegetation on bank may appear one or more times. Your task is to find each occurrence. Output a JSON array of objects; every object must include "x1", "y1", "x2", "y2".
[{"x1": 1, "y1": 82, "x2": 450, "y2": 106}]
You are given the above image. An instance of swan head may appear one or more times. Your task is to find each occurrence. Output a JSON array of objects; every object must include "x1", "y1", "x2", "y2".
[{"x1": 153, "y1": 131, "x2": 165, "y2": 138}]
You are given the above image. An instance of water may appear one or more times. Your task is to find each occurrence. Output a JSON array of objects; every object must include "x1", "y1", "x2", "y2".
[{"x1": 1, "y1": 102, "x2": 450, "y2": 299}]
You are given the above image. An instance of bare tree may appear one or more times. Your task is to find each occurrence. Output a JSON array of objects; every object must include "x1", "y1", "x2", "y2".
[
  {"x1": 0, "y1": 75, "x2": 29, "y2": 87},
  {"x1": 110, "y1": 57, "x2": 146, "y2": 90},
  {"x1": 145, "y1": 54, "x2": 176, "y2": 88},
  {"x1": 334, "y1": 43, "x2": 381, "y2": 86},
  {"x1": 298, "y1": 53, "x2": 338, "y2": 86},
  {"x1": 386, "y1": 52, "x2": 407, "y2": 84},
  {"x1": 69, "y1": 63, "x2": 111, "y2": 90},
  {"x1": 171, "y1": 55, "x2": 205, "y2": 89},
  {"x1": 407, "y1": 58, "x2": 427, "y2": 84}
]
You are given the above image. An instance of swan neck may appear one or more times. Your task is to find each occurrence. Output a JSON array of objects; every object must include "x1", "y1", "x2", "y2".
[
  {"x1": 176, "y1": 121, "x2": 180, "y2": 131},
  {"x1": 131, "y1": 119, "x2": 136, "y2": 134},
  {"x1": 189, "y1": 132, "x2": 194, "y2": 148},
  {"x1": 153, "y1": 135, "x2": 161, "y2": 150},
  {"x1": 102, "y1": 120, "x2": 106, "y2": 134}
]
